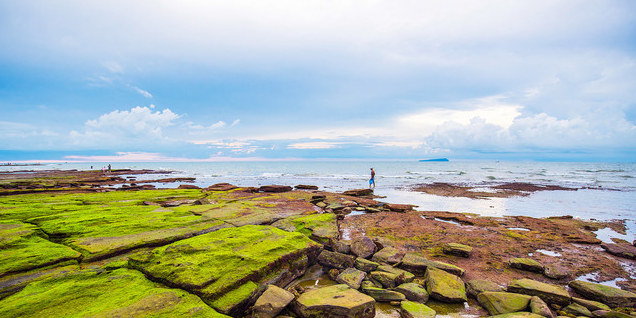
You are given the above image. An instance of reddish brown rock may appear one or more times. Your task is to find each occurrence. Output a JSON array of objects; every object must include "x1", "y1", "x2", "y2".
[
  {"x1": 351, "y1": 236, "x2": 377, "y2": 259},
  {"x1": 177, "y1": 184, "x2": 200, "y2": 190},
  {"x1": 343, "y1": 189, "x2": 374, "y2": 197},
  {"x1": 259, "y1": 185, "x2": 293, "y2": 193},
  {"x1": 601, "y1": 243, "x2": 636, "y2": 259},
  {"x1": 205, "y1": 183, "x2": 238, "y2": 191},
  {"x1": 384, "y1": 203, "x2": 417, "y2": 213}
]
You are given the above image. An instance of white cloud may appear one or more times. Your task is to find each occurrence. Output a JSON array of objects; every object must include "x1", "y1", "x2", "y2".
[
  {"x1": 131, "y1": 86, "x2": 153, "y2": 98},
  {"x1": 103, "y1": 61, "x2": 124, "y2": 73},
  {"x1": 288, "y1": 142, "x2": 341, "y2": 149}
]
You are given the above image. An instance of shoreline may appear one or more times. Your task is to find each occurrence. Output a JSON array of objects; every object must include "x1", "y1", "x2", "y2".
[{"x1": 1, "y1": 169, "x2": 635, "y2": 317}]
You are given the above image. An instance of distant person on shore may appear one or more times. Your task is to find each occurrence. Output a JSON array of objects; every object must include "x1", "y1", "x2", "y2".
[
  {"x1": 369, "y1": 168, "x2": 376, "y2": 188},
  {"x1": 108, "y1": 164, "x2": 111, "y2": 172}
]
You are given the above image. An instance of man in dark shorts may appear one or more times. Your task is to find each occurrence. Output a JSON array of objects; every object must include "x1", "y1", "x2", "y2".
[{"x1": 369, "y1": 168, "x2": 376, "y2": 188}]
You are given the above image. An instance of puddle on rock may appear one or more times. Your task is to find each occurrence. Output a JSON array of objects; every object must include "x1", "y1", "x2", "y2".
[
  {"x1": 507, "y1": 227, "x2": 531, "y2": 231},
  {"x1": 593, "y1": 220, "x2": 636, "y2": 244},
  {"x1": 576, "y1": 271, "x2": 628, "y2": 288},
  {"x1": 534, "y1": 249, "x2": 562, "y2": 257}
]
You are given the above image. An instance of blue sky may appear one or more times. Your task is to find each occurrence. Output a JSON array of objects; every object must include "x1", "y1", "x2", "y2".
[{"x1": 1, "y1": 1, "x2": 635, "y2": 162}]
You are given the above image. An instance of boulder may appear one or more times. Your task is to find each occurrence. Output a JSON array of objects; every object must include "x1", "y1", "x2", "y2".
[
  {"x1": 561, "y1": 303, "x2": 592, "y2": 317},
  {"x1": 507, "y1": 279, "x2": 571, "y2": 306},
  {"x1": 205, "y1": 183, "x2": 238, "y2": 191},
  {"x1": 529, "y1": 296, "x2": 554, "y2": 318},
  {"x1": 400, "y1": 301, "x2": 436, "y2": 318},
  {"x1": 331, "y1": 240, "x2": 351, "y2": 254},
  {"x1": 509, "y1": 258, "x2": 544, "y2": 273},
  {"x1": 601, "y1": 243, "x2": 636, "y2": 259},
  {"x1": 259, "y1": 185, "x2": 293, "y2": 193},
  {"x1": 355, "y1": 258, "x2": 380, "y2": 272},
  {"x1": 317, "y1": 250, "x2": 356, "y2": 269},
  {"x1": 336, "y1": 268, "x2": 367, "y2": 290},
  {"x1": 251, "y1": 285, "x2": 295, "y2": 318},
  {"x1": 401, "y1": 252, "x2": 466, "y2": 277},
  {"x1": 295, "y1": 185, "x2": 319, "y2": 190},
  {"x1": 369, "y1": 271, "x2": 399, "y2": 289},
  {"x1": 394, "y1": 282, "x2": 429, "y2": 302},
  {"x1": 466, "y1": 279, "x2": 504, "y2": 299},
  {"x1": 568, "y1": 280, "x2": 636, "y2": 308},
  {"x1": 177, "y1": 184, "x2": 200, "y2": 189},
  {"x1": 376, "y1": 264, "x2": 415, "y2": 284},
  {"x1": 478, "y1": 291, "x2": 532, "y2": 315},
  {"x1": 343, "y1": 189, "x2": 374, "y2": 197},
  {"x1": 291, "y1": 284, "x2": 375, "y2": 318},
  {"x1": 443, "y1": 243, "x2": 473, "y2": 258},
  {"x1": 543, "y1": 264, "x2": 571, "y2": 280},
  {"x1": 351, "y1": 236, "x2": 377, "y2": 259},
  {"x1": 572, "y1": 297, "x2": 610, "y2": 311},
  {"x1": 425, "y1": 267, "x2": 467, "y2": 303},
  {"x1": 360, "y1": 286, "x2": 406, "y2": 302},
  {"x1": 372, "y1": 246, "x2": 405, "y2": 265}
]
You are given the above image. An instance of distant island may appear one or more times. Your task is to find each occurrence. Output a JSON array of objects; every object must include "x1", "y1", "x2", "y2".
[{"x1": 419, "y1": 158, "x2": 449, "y2": 162}]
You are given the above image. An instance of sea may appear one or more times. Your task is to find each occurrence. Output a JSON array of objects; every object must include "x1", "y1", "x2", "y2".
[{"x1": 3, "y1": 160, "x2": 635, "y2": 224}]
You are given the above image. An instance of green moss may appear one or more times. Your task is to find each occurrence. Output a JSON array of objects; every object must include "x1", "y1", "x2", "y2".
[
  {"x1": 271, "y1": 213, "x2": 338, "y2": 244},
  {"x1": 0, "y1": 220, "x2": 81, "y2": 277},
  {"x1": 129, "y1": 225, "x2": 321, "y2": 301},
  {"x1": 0, "y1": 268, "x2": 229, "y2": 317},
  {"x1": 209, "y1": 281, "x2": 258, "y2": 315}
]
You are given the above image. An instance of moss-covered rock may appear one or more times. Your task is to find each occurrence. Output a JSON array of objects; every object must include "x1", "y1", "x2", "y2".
[
  {"x1": 561, "y1": 302, "x2": 592, "y2": 317},
  {"x1": 317, "y1": 250, "x2": 356, "y2": 269},
  {"x1": 291, "y1": 284, "x2": 375, "y2": 318},
  {"x1": 0, "y1": 268, "x2": 228, "y2": 317},
  {"x1": 529, "y1": 296, "x2": 554, "y2": 318},
  {"x1": 443, "y1": 243, "x2": 473, "y2": 258},
  {"x1": 372, "y1": 246, "x2": 404, "y2": 264},
  {"x1": 0, "y1": 220, "x2": 81, "y2": 277},
  {"x1": 572, "y1": 297, "x2": 610, "y2": 311},
  {"x1": 336, "y1": 268, "x2": 367, "y2": 290},
  {"x1": 466, "y1": 279, "x2": 504, "y2": 299},
  {"x1": 400, "y1": 252, "x2": 466, "y2": 277},
  {"x1": 355, "y1": 257, "x2": 379, "y2": 272},
  {"x1": 425, "y1": 267, "x2": 467, "y2": 303},
  {"x1": 477, "y1": 292, "x2": 532, "y2": 315},
  {"x1": 369, "y1": 271, "x2": 399, "y2": 288},
  {"x1": 360, "y1": 286, "x2": 406, "y2": 302},
  {"x1": 129, "y1": 225, "x2": 321, "y2": 314},
  {"x1": 376, "y1": 264, "x2": 415, "y2": 284},
  {"x1": 351, "y1": 236, "x2": 377, "y2": 259},
  {"x1": 271, "y1": 213, "x2": 338, "y2": 245},
  {"x1": 489, "y1": 313, "x2": 545, "y2": 318},
  {"x1": 400, "y1": 300, "x2": 436, "y2": 318},
  {"x1": 395, "y1": 282, "x2": 429, "y2": 302},
  {"x1": 251, "y1": 284, "x2": 295, "y2": 318},
  {"x1": 568, "y1": 280, "x2": 636, "y2": 308},
  {"x1": 509, "y1": 258, "x2": 544, "y2": 273},
  {"x1": 507, "y1": 279, "x2": 570, "y2": 306}
]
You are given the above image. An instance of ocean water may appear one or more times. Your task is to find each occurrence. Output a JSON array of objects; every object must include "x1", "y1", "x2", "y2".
[{"x1": 3, "y1": 161, "x2": 635, "y2": 222}]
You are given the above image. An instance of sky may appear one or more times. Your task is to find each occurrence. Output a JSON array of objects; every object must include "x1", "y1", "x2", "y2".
[{"x1": 1, "y1": 0, "x2": 636, "y2": 162}]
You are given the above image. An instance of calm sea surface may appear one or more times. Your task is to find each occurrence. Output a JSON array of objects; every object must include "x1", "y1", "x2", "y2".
[{"x1": 3, "y1": 161, "x2": 635, "y2": 222}]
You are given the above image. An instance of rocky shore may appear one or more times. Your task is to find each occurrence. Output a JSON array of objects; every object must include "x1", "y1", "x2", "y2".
[{"x1": 0, "y1": 170, "x2": 635, "y2": 317}]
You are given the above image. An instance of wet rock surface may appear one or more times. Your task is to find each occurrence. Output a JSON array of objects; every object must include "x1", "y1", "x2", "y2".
[{"x1": 291, "y1": 284, "x2": 375, "y2": 318}]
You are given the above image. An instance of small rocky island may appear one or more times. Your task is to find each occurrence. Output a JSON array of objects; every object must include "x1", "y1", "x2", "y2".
[{"x1": 0, "y1": 170, "x2": 635, "y2": 317}]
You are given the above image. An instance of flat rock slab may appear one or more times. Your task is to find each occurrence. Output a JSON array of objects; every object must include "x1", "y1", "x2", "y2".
[
  {"x1": 466, "y1": 279, "x2": 504, "y2": 299},
  {"x1": 489, "y1": 313, "x2": 545, "y2": 318},
  {"x1": 601, "y1": 243, "x2": 636, "y2": 260},
  {"x1": 477, "y1": 291, "x2": 532, "y2": 315},
  {"x1": 443, "y1": 242, "x2": 473, "y2": 257},
  {"x1": 509, "y1": 258, "x2": 544, "y2": 273},
  {"x1": 400, "y1": 300, "x2": 436, "y2": 318},
  {"x1": 361, "y1": 287, "x2": 406, "y2": 302},
  {"x1": 271, "y1": 213, "x2": 338, "y2": 245},
  {"x1": 292, "y1": 284, "x2": 375, "y2": 318},
  {"x1": 0, "y1": 268, "x2": 228, "y2": 318},
  {"x1": 395, "y1": 282, "x2": 429, "y2": 302},
  {"x1": 507, "y1": 278, "x2": 571, "y2": 306},
  {"x1": 425, "y1": 267, "x2": 467, "y2": 303},
  {"x1": 355, "y1": 257, "x2": 379, "y2": 272},
  {"x1": 129, "y1": 225, "x2": 321, "y2": 314},
  {"x1": 259, "y1": 185, "x2": 293, "y2": 193},
  {"x1": 0, "y1": 220, "x2": 81, "y2": 277},
  {"x1": 569, "y1": 280, "x2": 636, "y2": 308},
  {"x1": 400, "y1": 252, "x2": 466, "y2": 277},
  {"x1": 343, "y1": 189, "x2": 374, "y2": 197}
]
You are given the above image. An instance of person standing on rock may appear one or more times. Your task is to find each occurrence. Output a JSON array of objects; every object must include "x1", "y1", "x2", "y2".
[{"x1": 369, "y1": 168, "x2": 376, "y2": 188}]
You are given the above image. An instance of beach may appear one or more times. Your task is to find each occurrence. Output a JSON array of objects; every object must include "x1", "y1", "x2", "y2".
[{"x1": 0, "y1": 164, "x2": 635, "y2": 317}]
